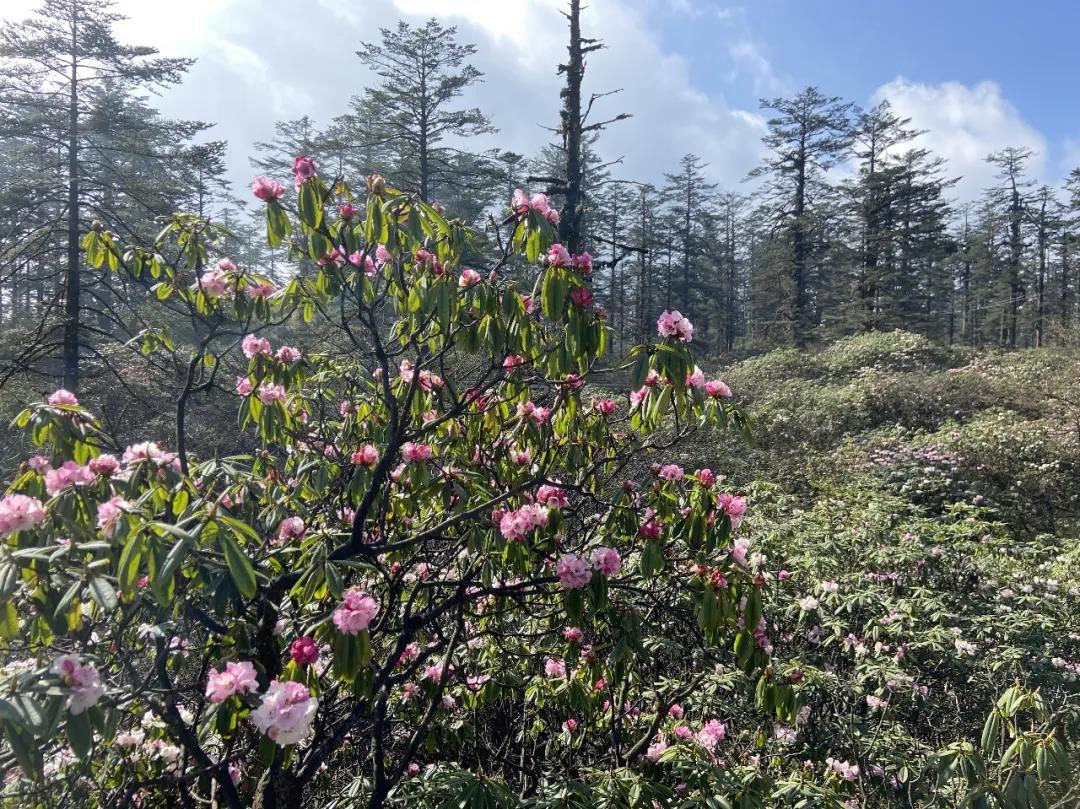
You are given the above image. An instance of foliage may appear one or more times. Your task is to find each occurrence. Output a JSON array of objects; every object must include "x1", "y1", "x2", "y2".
[{"x1": 0, "y1": 167, "x2": 779, "y2": 808}]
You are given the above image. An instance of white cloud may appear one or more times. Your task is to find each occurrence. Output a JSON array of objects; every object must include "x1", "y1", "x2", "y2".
[
  {"x1": 3, "y1": 0, "x2": 768, "y2": 194},
  {"x1": 873, "y1": 78, "x2": 1047, "y2": 202}
]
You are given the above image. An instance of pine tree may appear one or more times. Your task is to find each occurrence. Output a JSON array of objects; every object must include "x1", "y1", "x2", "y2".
[
  {"x1": 751, "y1": 87, "x2": 852, "y2": 346},
  {"x1": 986, "y1": 146, "x2": 1034, "y2": 347},
  {"x1": 354, "y1": 18, "x2": 494, "y2": 204},
  {"x1": 661, "y1": 154, "x2": 717, "y2": 325},
  {"x1": 0, "y1": 0, "x2": 194, "y2": 389}
]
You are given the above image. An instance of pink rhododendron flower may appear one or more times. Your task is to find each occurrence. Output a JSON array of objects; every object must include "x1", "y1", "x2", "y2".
[
  {"x1": 719, "y1": 493, "x2": 748, "y2": 528},
  {"x1": 563, "y1": 626, "x2": 583, "y2": 643},
  {"x1": 348, "y1": 250, "x2": 377, "y2": 276},
  {"x1": 668, "y1": 704, "x2": 684, "y2": 718},
  {"x1": 696, "y1": 468, "x2": 716, "y2": 488},
  {"x1": 705, "y1": 379, "x2": 732, "y2": 399},
  {"x1": 44, "y1": 461, "x2": 95, "y2": 496},
  {"x1": 593, "y1": 398, "x2": 618, "y2": 416},
  {"x1": 352, "y1": 445, "x2": 380, "y2": 467},
  {"x1": 826, "y1": 757, "x2": 860, "y2": 781},
  {"x1": 658, "y1": 464, "x2": 684, "y2": 482},
  {"x1": 656, "y1": 309, "x2": 694, "y2": 343},
  {"x1": 465, "y1": 674, "x2": 489, "y2": 692},
  {"x1": 195, "y1": 267, "x2": 232, "y2": 298},
  {"x1": 686, "y1": 366, "x2": 705, "y2": 389},
  {"x1": 499, "y1": 504, "x2": 549, "y2": 541},
  {"x1": 205, "y1": 660, "x2": 259, "y2": 703},
  {"x1": 544, "y1": 657, "x2": 567, "y2": 678},
  {"x1": 647, "y1": 739, "x2": 668, "y2": 760},
  {"x1": 573, "y1": 251, "x2": 592, "y2": 274},
  {"x1": 535, "y1": 484, "x2": 569, "y2": 509},
  {"x1": 258, "y1": 383, "x2": 287, "y2": 405},
  {"x1": 512, "y1": 188, "x2": 530, "y2": 215},
  {"x1": 88, "y1": 454, "x2": 119, "y2": 477},
  {"x1": 547, "y1": 243, "x2": 571, "y2": 268},
  {"x1": 696, "y1": 719, "x2": 726, "y2": 752},
  {"x1": 250, "y1": 680, "x2": 317, "y2": 746},
  {"x1": 556, "y1": 553, "x2": 592, "y2": 589},
  {"x1": 241, "y1": 334, "x2": 272, "y2": 358},
  {"x1": 319, "y1": 246, "x2": 344, "y2": 266},
  {"x1": 290, "y1": 637, "x2": 319, "y2": 666},
  {"x1": 278, "y1": 516, "x2": 305, "y2": 543},
  {"x1": 96, "y1": 495, "x2": 130, "y2": 537},
  {"x1": 276, "y1": 345, "x2": 301, "y2": 364},
  {"x1": 423, "y1": 662, "x2": 446, "y2": 683},
  {"x1": 332, "y1": 588, "x2": 379, "y2": 634},
  {"x1": 591, "y1": 546, "x2": 621, "y2": 577},
  {"x1": 639, "y1": 516, "x2": 662, "y2": 539},
  {"x1": 458, "y1": 268, "x2": 481, "y2": 288},
  {"x1": 338, "y1": 202, "x2": 357, "y2": 219},
  {"x1": 562, "y1": 718, "x2": 578, "y2": 732},
  {"x1": 251, "y1": 176, "x2": 285, "y2": 201},
  {"x1": 235, "y1": 376, "x2": 254, "y2": 396},
  {"x1": 291, "y1": 155, "x2": 318, "y2": 186},
  {"x1": 122, "y1": 441, "x2": 177, "y2": 468},
  {"x1": 52, "y1": 655, "x2": 104, "y2": 714},
  {"x1": 570, "y1": 286, "x2": 593, "y2": 308},
  {"x1": 246, "y1": 280, "x2": 276, "y2": 300},
  {"x1": 48, "y1": 389, "x2": 79, "y2": 407},
  {"x1": 397, "y1": 642, "x2": 420, "y2": 667},
  {"x1": 402, "y1": 442, "x2": 432, "y2": 463},
  {"x1": 730, "y1": 537, "x2": 750, "y2": 566}
]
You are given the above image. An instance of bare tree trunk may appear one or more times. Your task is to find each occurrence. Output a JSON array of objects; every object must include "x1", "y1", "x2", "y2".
[
  {"x1": 557, "y1": 0, "x2": 585, "y2": 253},
  {"x1": 63, "y1": 7, "x2": 81, "y2": 390}
]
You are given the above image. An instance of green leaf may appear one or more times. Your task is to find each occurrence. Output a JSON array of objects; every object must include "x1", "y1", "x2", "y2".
[
  {"x1": 542, "y1": 270, "x2": 567, "y2": 321},
  {"x1": 2, "y1": 722, "x2": 41, "y2": 780},
  {"x1": 629, "y1": 349, "x2": 650, "y2": 389},
  {"x1": 66, "y1": 710, "x2": 93, "y2": 759},
  {"x1": 298, "y1": 181, "x2": 323, "y2": 229},
  {"x1": 88, "y1": 577, "x2": 118, "y2": 612},
  {"x1": 0, "y1": 601, "x2": 17, "y2": 639},
  {"x1": 116, "y1": 534, "x2": 144, "y2": 597},
  {"x1": 218, "y1": 533, "x2": 257, "y2": 599}
]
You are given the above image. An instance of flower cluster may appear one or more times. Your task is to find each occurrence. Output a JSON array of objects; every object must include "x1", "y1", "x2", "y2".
[
  {"x1": 53, "y1": 655, "x2": 104, "y2": 714},
  {"x1": 250, "y1": 680, "x2": 318, "y2": 746},
  {"x1": 332, "y1": 588, "x2": 379, "y2": 634},
  {"x1": 556, "y1": 547, "x2": 622, "y2": 588},
  {"x1": 512, "y1": 188, "x2": 560, "y2": 225},
  {"x1": 656, "y1": 309, "x2": 694, "y2": 343},
  {"x1": 498, "y1": 503, "x2": 550, "y2": 541},
  {"x1": 251, "y1": 176, "x2": 286, "y2": 201},
  {"x1": 205, "y1": 660, "x2": 259, "y2": 703},
  {"x1": 43, "y1": 461, "x2": 95, "y2": 496}
]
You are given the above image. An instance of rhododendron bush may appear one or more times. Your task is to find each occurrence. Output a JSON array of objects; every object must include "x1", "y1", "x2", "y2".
[{"x1": 0, "y1": 166, "x2": 795, "y2": 808}]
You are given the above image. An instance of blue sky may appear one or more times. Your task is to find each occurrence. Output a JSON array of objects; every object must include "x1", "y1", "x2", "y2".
[{"x1": 654, "y1": 1, "x2": 1075, "y2": 159}]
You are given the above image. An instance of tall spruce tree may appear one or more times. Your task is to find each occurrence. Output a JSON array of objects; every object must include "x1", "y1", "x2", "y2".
[
  {"x1": 986, "y1": 146, "x2": 1034, "y2": 347},
  {"x1": 751, "y1": 87, "x2": 852, "y2": 346},
  {"x1": 662, "y1": 154, "x2": 717, "y2": 326},
  {"x1": 0, "y1": 0, "x2": 195, "y2": 389},
  {"x1": 353, "y1": 18, "x2": 494, "y2": 204}
]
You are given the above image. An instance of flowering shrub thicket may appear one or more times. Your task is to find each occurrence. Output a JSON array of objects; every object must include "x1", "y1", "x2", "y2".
[
  {"x1": 0, "y1": 166, "x2": 792, "y2": 808},
  {"x1": 677, "y1": 333, "x2": 1080, "y2": 808}
]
